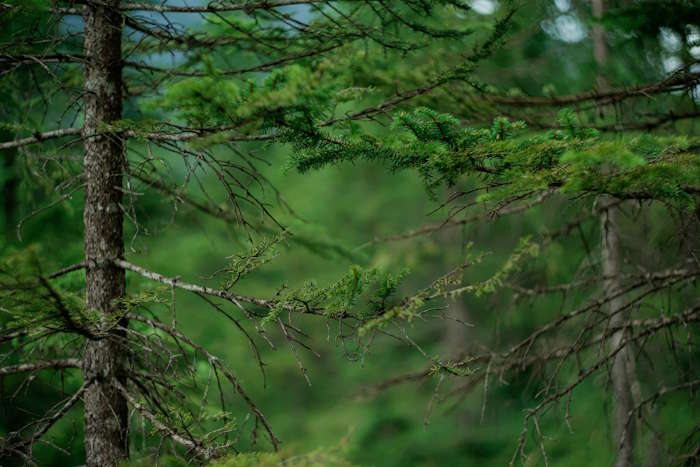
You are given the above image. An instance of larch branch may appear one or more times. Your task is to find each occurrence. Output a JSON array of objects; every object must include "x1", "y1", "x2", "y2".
[
  {"x1": 112, "y1": 379, "x2": 214, "y2": 459},
  {"x1": 113, "y1": 259, "x2": 289, "y2": 311}
]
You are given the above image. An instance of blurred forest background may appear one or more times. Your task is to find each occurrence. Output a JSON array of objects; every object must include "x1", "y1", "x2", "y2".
[{"x1": 1, "y1": 0, "x2": 699, "y2": 466}]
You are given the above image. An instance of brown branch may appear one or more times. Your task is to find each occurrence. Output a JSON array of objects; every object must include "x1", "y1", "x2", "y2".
[
  {"x1": 4, "y1": 380, "x2": 91, "y2": 455},
  {"x1": 45, "y1": 262, "x2": 85, "y2": 280},
  {"x1": 594, "y1": 110, "x2": 700, "y2": 131},
  {"x1": 124, "y1": 44, "x2": 341, "y2": 76},
  {"x1": 515, "y1": 304, "x2": 700, "y2": 436},
  {"x1": 0, "y1": 128, "x2": 82, "y2": 150},
  {"x1": 619, "y1": 379, "x2": 700, "y2": 454},
  {"x1": 0, "y1": 125, "x2": 273, "y2": 151},
  {"x1": 358, "y1": 368, "x2": 432, "y2": 398},
  {"x1": 112, "y1": 379, "x2": 214, "y2": 459},
  {"x1": 324, "y1": 81, "x2": 443, "y2": 126},
  {"x1": 38, "y1": 277, "x2": 97, "y2": 339},
  {"x1": 357, "y1": 189, "x2": 554, "y2": 248},
  {"x1": 113, "y1": 259, "x2": 286, "y2": 312},
  {"x1": 0, "y1": 359, "x2": 81, "y2": 376},
  {"x1": 362, "y1": 303, "x2": 700, "y2": 398},
  {"x1": 0, "y1": 53, "x2": 85, "y2": 66},
  {"x1": 486, "y1": 70, "x2": 700, "y2": 108},
  {"x1": 133, "y1": 128, "x2": 273, "y2": 143},
  {"x1": 130, "y1": 172, "x2": 241, "y2": 223},
  {"x1": 125, "y1": 314, "x2": 280, "y2": 451},
  {"x1": 119, "y1": 0, "x2": 327, "y2": 13}
]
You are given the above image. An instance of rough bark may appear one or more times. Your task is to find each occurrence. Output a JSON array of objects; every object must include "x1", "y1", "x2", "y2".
[{"x1": 81, "y1": 1, "x2": 129, "y2": 466}]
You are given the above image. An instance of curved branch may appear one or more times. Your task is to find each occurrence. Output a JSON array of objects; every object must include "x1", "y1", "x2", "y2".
[
  {"x1": 485, "y1": 70, "x2": 700, "y2": 108},
  {"x1": 125, "y1": 314, "x2": 280, "y2": 451},
  {"x1": 112, "y1": 379, "x2": 214, "y2": 459},
  {"x1": 3, "y1": 380, "x2": 91, "y2": 456}
]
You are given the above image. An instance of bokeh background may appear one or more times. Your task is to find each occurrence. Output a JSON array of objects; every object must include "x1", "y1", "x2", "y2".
[{"x1": 2, "y1": 0, "x2": 699, "y2": 465}]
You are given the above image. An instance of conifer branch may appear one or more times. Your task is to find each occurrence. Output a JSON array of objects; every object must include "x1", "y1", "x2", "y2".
[
  {"x1": 2, "y1": 380, "x2": 92, "y2": 456},
  {"x1": 45, "y1": 262, "x2": 85, "y2": 280},
  {"x1": 124, "y1": 45, "x2": 342, "y2": 76},
  {"x1": 0, "y1": 53, "x2": 85, "y2": 67},
  {"x1": 118, "y1": 0, "x2": 327, "y2": 13},
  {"x1": 125, "y1": 314, "x2": 281, "y2": 451},
  {"x1": 0, "y1": 128, "x2": 82, "y2": 150},
  {"x1": 112, "y1": 379, "x2": 215, "y2": 459},
  {"x1": 112, "y1": 259, "x2": 289, "y2": 312},
  {"x1": 0, "y1": 126, "x2": 271, "y2": 151},
  {"x1": 485, "y1": 69, "x2": 700, "y2": 107},
  {"x1": 0, "y1": 359, "x2": 81, "y2": 376}
]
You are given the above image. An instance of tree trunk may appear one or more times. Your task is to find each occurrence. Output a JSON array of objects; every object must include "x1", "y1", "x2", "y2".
[
  {"x1": 600, "y1": 205, "x2": 634, "y2": 467},
  {"x1": 442, "y1": 230, "x2": 470, "y2": 356},
  {"x1": 592, "y1": 2, "x2": 634, "y2": 466},
  {"x1": 81, "y1": 1, "x2": 128, "y2": 466},
  {"x1": 443, "y1": 298, "x2": 468, "y2": 356},
  {"x1": 591, "y1": 0, "x2": 609, "y2": 88}
]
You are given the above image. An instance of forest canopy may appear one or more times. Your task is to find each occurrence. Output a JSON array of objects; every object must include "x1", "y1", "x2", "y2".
[{"x1": 0, "y1": 0, "x2": 699, "y2": 466}]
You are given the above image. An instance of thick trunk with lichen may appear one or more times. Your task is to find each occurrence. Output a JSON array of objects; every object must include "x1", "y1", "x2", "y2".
[{"x1": 81, "y1": 1, "x2": 128, "y2": 466}]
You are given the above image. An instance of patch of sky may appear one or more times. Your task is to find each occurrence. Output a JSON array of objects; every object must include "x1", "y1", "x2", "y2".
[
  {"x1": 541, "y1": 13, "x2": 587, "y2": 43},
  {"x1": 687, "y1": 25, "x2": 700, "y2": 59},
  {"x1": 659, "y1": 27, "x2": 682, "y2": 53},
  {"x1": 469, "y1": 0, "x2": 497, "y2": 16},
  {"x1": 117, "y1": 0, "x2": 312, "y2": 67},
  {"x1": 554, "y1": 0, "x2": 570, "y2": 13}
]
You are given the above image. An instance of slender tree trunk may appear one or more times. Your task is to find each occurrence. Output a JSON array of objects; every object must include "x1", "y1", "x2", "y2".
[
  {"x1": 81, "y1": 1, "x2": 128, "y2": 465},
  {"x1": 443, "y1": 298, "x2": 468, "y2": 356},
  {"x1": 591, "y1": 0, "x2": 608, "y2": 88},
  {"x1": 626, "y1": 354, "x2": 663, "y2": 467},
  {"x1": 600, "y1": 206, "x2": 635, "y2": 467},
  {"x1": 442, "y1": 229, "x2": 470, "y2": 356},
  {"x1": 592, "y1": 2, "x2": 634, "y2": 465}
]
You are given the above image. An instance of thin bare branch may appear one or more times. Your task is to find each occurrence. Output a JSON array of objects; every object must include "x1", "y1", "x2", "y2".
[
  {"x1": 0, "y1": 128, "x2": 82, "y2": 150},
  {"x1": 0, "y1": 359, "x2": 81, "y2": 376}
]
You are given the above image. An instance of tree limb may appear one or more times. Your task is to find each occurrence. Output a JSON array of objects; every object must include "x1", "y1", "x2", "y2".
[
  {"x1": 0, "y1": 128, "x2": 82, "y2": 150},
  {"x1": 0, "y1": 359, "x2": 81, "y2": 376}
]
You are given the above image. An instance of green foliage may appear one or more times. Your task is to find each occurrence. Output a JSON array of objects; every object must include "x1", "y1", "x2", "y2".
[
  {"x1": 287, "y1": 106, "x2": 699, "y2": 207},
  {"x1": 141, "y1": 64, "x2": 343, "y2": 134},
  {"x1": 358, "y1": 237, "x2": 539, "y2": 335},
  {"x1": 3, "y1": 0, "x2": 699, "y2": 466},
  {"x1": 0, "y1": 246, "x2": 88, "y2": 337},
  {"x1": 261, "y1": 264, "x2": 410, "y2": 325},
  {"x1": 213, "y1": 447, "x2": 354, "y2": 467},
  {"x1": 222, "y1": 234, "x2": 285, "y2": 290}
]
